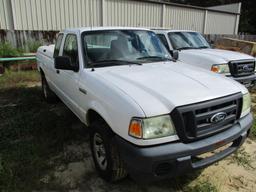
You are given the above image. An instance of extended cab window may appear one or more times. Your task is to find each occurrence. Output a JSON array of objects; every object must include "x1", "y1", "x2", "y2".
[
  {"x1": 157, "y1": 34, "x2": 169, "y2": 50},
  {"x1": 63, "y1": 34, "x2": 79, "y2": 68},
  {"x1": 53, "y1": 34, "x2": 63, "y2": 58}
]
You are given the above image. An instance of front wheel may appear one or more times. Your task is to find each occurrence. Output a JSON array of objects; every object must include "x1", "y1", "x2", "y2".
[{"x1": 90, "y1": 121, "x2": 127, "y2": 182}]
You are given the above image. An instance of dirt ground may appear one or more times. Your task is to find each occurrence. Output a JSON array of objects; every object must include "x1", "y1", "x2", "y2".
[
  {"x1": 36, "y1": 90, "x2": 256, "y2": 192},
  {"x1": 1, "y1": 71, "x2": 256, "y2": 192}
]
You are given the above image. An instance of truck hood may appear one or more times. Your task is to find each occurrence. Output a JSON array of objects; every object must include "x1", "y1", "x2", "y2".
[
  {"x1": 95, "y1": 61, "x2": 247, "y2": 117},
  {"x1": 181, "y1": 48, "x2": 254, "y2": 63}
]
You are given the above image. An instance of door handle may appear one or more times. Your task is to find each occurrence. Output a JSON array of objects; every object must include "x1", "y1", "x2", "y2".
[
  {"x1": 56, "y1": 70, "x2": 60, "y2": 74},
  {"x1": 79, "y1": 88, "x2": 87, "y2": 95}
]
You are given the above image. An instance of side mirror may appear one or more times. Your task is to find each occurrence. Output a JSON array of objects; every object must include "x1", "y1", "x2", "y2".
[
  {"x1": 209, "y1": 40, "x2": 215, "y2": 48},
  {"x1": 55, "y1": 56, "x2": 78, "y2": 71},
  {"x1": 170, "y1": 50, "x2": 179, "y2": 61}
]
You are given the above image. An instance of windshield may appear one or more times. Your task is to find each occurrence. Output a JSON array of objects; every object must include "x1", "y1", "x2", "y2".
[
  {"x1": 168, "y1": 32, "x2": 210, "y2": 50},
  {"x1": 82, "y1": 30, "x2": 171, "y2": 67}
]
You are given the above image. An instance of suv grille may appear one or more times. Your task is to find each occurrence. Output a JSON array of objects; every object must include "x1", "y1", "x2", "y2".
[
  {"x1": 171, "y1": 93, "x2": 242, "y2": 143},
  {"x1": 229, "y1": 60, "x2": 255, "y2": 77}
]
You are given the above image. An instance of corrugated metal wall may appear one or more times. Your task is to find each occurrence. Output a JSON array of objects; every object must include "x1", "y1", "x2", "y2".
[
  {"x1": 0, "y1": 0, "x2": 13, "y2": 29},
  {"x1": 11, "y1": 0, "x2": 102, "y2": 30},
  {"x1": 105, "y1": 0, "x2": 162, "y2": 27},
  {"x1": 206, "y1": 12, "x2": 237, "y2": 34},
  {"x1": 165, "y1": 6, "x2": 205, "y2": 32},
  {"x1": 0, "y1": 0, "x2": 240, "y2": 34}
]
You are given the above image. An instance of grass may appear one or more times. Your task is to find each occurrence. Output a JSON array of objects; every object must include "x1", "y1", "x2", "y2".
[
  {"x1": 229, "y1": 147, "x2": 254, "y2": 170},
  {"x1": 0, "y1": 70, "x2": 87, "y2": 191},
  {"x1": 25, "y1": 40, "x2": 43, "y2": 53},
  {"x1": 0, "y1": 70, "x2": 40, "y2": 89},
  {"x1": 0, "y1": 42, "x2": 23, "y2": 58},
  {"x1": 251, "y1": 122, "x2": 256, "y2": 139},
  {"x1": 184, "y1": 180, "x2": 218, "y2": 192},
  {"x1": 1, "y1": 70, "x2": 256, "y2": 191}
]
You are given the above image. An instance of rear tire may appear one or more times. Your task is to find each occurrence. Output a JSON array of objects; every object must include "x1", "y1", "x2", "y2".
[
  {"x1": 90, "y1": 120, "x2": 127, "y2": 182},
  {"x1": 41, "y1": 74, "x2": 58, "y2": 103}
]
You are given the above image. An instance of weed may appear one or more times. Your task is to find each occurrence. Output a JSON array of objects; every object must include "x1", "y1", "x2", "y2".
[
  {"x1": 0, "y1": 70, "x2": 40, "y2": 89},
  {"x1": 229, "y1": 147, "x2": 254, "y2": 169},
  {"x1": 183, "y1": 180, "x2": 218, "y2": 192},
  {"x1": 250, "y1": 120, "x2": 256, "y2": 139},
  {"x1": 0, "y1": 42, "x2": 23, "y2": 57},
  {"x1": 0, "y1": 71, "x2": 87, "y2": 191},
  {"x1": 25, "y1": 40, "x2": 43, "y2": 53}
]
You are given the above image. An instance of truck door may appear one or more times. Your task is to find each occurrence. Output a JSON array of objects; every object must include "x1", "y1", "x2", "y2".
[
  {"x1": 56, "y1": 33, "x2": 83, "y2": 119},
  {"x1": 48, "y1": 33, "x2": 64, "y2": 95}
]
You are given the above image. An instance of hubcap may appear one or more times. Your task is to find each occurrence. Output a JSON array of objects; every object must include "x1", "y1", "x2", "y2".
[{"x1": 93, "y1": 133, "x2": 107, "y2": 170}]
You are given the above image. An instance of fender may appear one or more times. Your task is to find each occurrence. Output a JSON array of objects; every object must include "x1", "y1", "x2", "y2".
[{"x1": 86, "y1": 100, "x2": 114, "y2": 131}]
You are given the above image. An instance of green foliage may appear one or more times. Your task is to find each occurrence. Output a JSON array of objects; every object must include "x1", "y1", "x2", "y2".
[
  {"x1": 230, "y1": 147, "x2": 254, "y2": 169},
  {"x1": 0, "y1": 42, "x2": 23, "y2": 58},
  {"x1": 184, "y1": 180, "x2": 218, "y2": 192},
  {"x1": 0, "y1": 70, "x2": 40, "y2": 89},
  {"x1": 251, "y1": 120, "x2": 256, "y2": 139},
  {"x1": 26, "y1": 40, "x2": 43, "y2": 52},
  {"x1": 0, "y1": 71, "x2": 87, "y2": 191}
]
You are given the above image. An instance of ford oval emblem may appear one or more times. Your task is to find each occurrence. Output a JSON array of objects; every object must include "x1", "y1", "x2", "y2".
[
  {"x1": 210, "y1": 112, "x2": 227, "y2": 123},
  {"x1": 243, "y1": 65, "x2": 250, "y2": 71}
]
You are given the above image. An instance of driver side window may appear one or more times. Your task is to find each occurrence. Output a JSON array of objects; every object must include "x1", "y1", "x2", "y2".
[{"x1": 63, "y1": 34, "x2": 79, "y2": 68}]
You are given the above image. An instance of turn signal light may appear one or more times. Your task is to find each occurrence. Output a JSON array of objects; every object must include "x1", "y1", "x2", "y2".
[
  {"x1": 129, "y1": 119, "x2": 142, "y2": 138},
  {"x1": 211, "y1": 65, "x2": 219, "y2": 73}
]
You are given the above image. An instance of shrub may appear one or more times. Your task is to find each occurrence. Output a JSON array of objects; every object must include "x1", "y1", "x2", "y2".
[
  {"x1": 25, "y1": 40, "x2": 43, "y2": 52},
  {"x1": 0, "y1": 42, "x2": 23, "y2": 58}
]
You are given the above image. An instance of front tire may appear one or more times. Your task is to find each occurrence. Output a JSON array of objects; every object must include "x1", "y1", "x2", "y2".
[{"x1": 90, "y1": 120, "x2": 127, "y2": 182}]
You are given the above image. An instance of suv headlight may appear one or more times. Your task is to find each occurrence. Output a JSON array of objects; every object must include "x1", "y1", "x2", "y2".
[
  {"x1": 211, "y1": 64, "x2": 230, "y2": 74},
  {"x1": 241, "y1": 93, "x2": 251, "y2": 118},
  {"x1": 129, "y1": 115, "x2": 177, "y2": 139}
]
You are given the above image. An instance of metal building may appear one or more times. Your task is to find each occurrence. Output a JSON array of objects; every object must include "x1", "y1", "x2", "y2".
[{"x1": 0, "y1": 0, "x2": 241, "y2": 34}]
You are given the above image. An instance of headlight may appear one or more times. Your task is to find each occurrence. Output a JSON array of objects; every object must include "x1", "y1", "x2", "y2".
[
  {"x1": 211, "y1": 64, "x2": 230, "y2": 74},
  {"x1": 129, "y1": 115, "x2": 177, "y2": 139},
  {"x1": 241, "y1": 93, "x2": 251, "y2": 118}
]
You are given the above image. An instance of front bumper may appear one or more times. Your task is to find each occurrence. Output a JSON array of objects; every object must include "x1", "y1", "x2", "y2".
[
  {"x1": 227, "y1": 74, "x2": 256, "y2": 88},
  {"x1": 115, "y1": 113, "x2": 253, "y2": 182}
]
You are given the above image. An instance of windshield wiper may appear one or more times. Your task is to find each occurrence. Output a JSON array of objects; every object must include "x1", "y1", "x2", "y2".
[
  {"x1": 177, "y1": 47, "x2": 194, "y2": 50},
  {"x1": 89, "y1": 59, "x2": 142, "y2": 68},
  {"x1": 136, "y1": 56, "x2": 174, "y2": 62},
  {"x1": 196, "y1": 46, "x2": 210, "y2": 49}
]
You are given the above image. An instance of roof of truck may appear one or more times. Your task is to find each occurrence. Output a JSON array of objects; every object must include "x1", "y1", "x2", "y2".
[
  {"x1": 152, "y1": 29, "x2": 198, "y2": 34},
  {"x1": 63, "y1": 27, "x2": 151, "y2": 33}
]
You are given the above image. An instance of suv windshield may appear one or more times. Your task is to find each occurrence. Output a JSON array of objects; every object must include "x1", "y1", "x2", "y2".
[
  {"x1": 82, "y1": 30, "x2": 171, "y2": 67},
  {"x1": 168, "y1": 32, "x2": 210, "y2": 50}
]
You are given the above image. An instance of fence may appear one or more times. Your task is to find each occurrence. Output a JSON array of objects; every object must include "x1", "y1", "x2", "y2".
[{"x1": 205, "y1": 34, "x2": 256, "y2": 43}]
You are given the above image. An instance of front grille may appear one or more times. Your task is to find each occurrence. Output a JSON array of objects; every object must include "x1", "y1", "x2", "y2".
[
  {"x1": 171, "y1": 93, "x2": 242, "y2": 143},
  {"x1": 229, "y1": 60, "x2": 255, "y2": 77}
]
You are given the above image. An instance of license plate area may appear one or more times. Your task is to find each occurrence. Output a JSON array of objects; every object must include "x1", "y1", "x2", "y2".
[{"x1": 191, "y1": 142, "x2": 233, "y2": 163}]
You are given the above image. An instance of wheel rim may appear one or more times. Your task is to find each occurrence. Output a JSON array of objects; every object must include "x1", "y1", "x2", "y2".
[{"x1": 93, "y1": 133, "x2": 107, "y2": 170}]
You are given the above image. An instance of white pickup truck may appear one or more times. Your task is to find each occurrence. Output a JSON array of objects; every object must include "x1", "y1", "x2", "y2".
[
  {"x1": 154, "y1": 30, "x2": 256, "y2": 88},
  {"x1": 37, "y1": 27, "x2": 253, "y2": 182}
]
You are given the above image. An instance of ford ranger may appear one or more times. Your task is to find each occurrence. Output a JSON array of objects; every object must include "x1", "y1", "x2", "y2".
[
  {"x1": 37, "y1": 27, "x2": 253, "y2": 182},
  {"x1": 154, "y1": 30, "x2": 256, "y2": 88}
]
